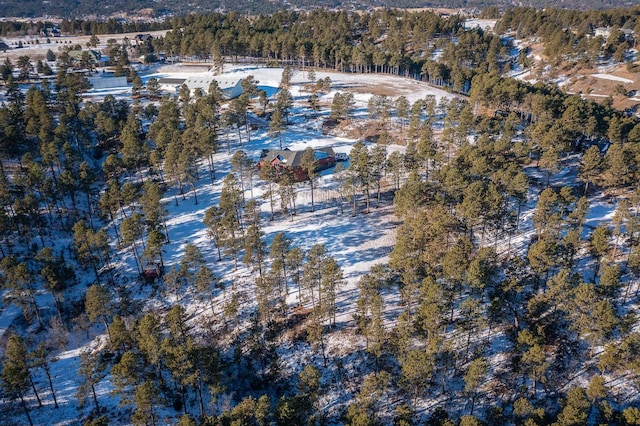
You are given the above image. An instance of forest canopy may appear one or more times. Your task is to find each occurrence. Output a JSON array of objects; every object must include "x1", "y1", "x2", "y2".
[{"x1": 2, "y1": 4, "x2": 640, "y2": 425}]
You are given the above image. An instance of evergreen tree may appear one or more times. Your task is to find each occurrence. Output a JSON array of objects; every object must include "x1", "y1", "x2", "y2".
[
  {"x1": 464, "y1": 357, "x2": 487, "y2": 416},
  {"x1": 29, "y1": 343, "x2": 58, "y2": 409},
  {"x1": 204, "y1": 205, "x2": 224, "y2": 261},
  {"x1": 300, "y1": 147, "x2": 318, "y2": 212},
  {"x1": 1, "y1": 334, "x2": 34, "y2": 426},
  {"x1": 131, "y1": 381, "x2": 159, "y2": 426},
  {"x1": 111, "y1": 350, "x2": 144, "y2": 406},
  {"x1": 400, "y1": 348, "x2": 434, "y2": 409},
  {"x1": 270, "y1": 232, "x2": 291, "y2": 296},
  {"x1": 77, "y1": 350, "x2": 107, "y2": 412},
  {"x1": 85, "y1": 284, "x2": 114, "y2": 343}
]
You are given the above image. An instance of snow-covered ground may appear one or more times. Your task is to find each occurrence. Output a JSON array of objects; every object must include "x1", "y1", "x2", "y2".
[{"x1": 0, "y1": 64, "x2": 456, "y2": 424}]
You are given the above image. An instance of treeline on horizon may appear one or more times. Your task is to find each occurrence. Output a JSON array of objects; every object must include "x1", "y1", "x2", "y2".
[
  {"x1": 0, "y1": 0, "x2": 635, "y2": 20},
  {"x1": 4, "y1": 6, "x2": 640, "y2": 90}
]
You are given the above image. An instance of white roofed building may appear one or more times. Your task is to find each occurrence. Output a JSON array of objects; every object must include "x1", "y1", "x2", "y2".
[
  {"x1": 184, "y1": 75, "x2": 243, "y2": 99},
  {"x1": 158, "y1": 74, "x2": 243, "y2": 99},
  {"x1": 463, "y1": 19, "x2": 498, "y2": 33},
  {"x1": 89, "y1": 76, "x2": 129, "y2": 90}
]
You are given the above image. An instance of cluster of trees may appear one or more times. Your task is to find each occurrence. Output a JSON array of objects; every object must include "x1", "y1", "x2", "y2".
[
  {"x1": 149, "y1": 6, "x2": 640, "y2": 92},
  {"x1": 3, "y1": 4, "x2": 640, "y2": 425},
  {"x1": 0, "y1": 52, "x2": 354, "y2": 423},
  {"x1": 496, "y1": 7, "x2": 640, "y2": 66},
  {"x1": 0, "y1": 38, "x2": 157, "y2": 83},
  {"x1": 151, "y1": 9, "x2": 490, "y2": 91},
  {"x1": 0, "y1": 19, "x2": 169, "y2": 38}
]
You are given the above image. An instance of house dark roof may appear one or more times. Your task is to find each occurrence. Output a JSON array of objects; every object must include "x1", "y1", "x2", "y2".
[
  {"x1": 158, "y1": 77, "x2": 187, "y2": 85},
  {"x1": 263, "y1": 149, "x2": 303, "y2": 168},
  {"x1": 262, "y1": 147, "x2": 335, "y2": 169},
  {"x1": 68, "y1": 49, "x2": 101, "y2": 61}
]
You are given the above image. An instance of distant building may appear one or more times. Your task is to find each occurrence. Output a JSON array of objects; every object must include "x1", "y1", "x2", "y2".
[
  {"x1": 157, "y1": 77, "x2": 187, "y2": 92},
  {"x1": 594, "y1": 27, "x2": 634, "y2": 40},
  {"x1": 40, "y1": 27, "x2": 60, "y2": 37},
  {"x1": 135, "y1": 34, "x2": 153, "y2": 43},
  {"x1": 88, "y1": 76, "x2": 129, "y2": 90},
  {"x1": 258, "y1": 147, "x2": 336, "y2": 181},
  {"x1": 67, "y1": 49, "x2": 105, "y2": 66},
  {"x1": 184, "y1": 75, "x2": 243, "y2": 99},
  {"x1": 463, "y1": 19, "x2": 498, "y2": 33},
  {"x1": 621, "y1": 28, "x2": 634, "y2": 40},
  {"x1": 157, "y1": 74, "x2": 243, "y2": 99}
]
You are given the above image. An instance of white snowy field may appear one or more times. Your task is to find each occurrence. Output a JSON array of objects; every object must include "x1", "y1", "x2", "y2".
[{"x1": 0, "y1": 65, "x2": 456, "y2": 424}]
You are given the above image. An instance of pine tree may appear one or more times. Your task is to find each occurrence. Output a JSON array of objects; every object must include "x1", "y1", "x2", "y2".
[
  {"x1": 387, "y1": 151, "x2": 405, "y2": 191},
  {"x1": 275, "y1": 88, "x2": 293, "y2": 124},
  {"x1": 269, "y1": 107, "x2": 285, "y2": 150},
  {"x1": 243, "y1": 200, "x2": 267, "y2": 277},
  {"x1": 204, "y1": 206, "x2": 224, "y2": 261},
  {"x1": 464, "y1": 357, "x2": 487, "y2": 416},
  {"x1": 350, "y1": 141, "x2": 372, "y2": 213},
  {"x1": 36, "y1": 247, "x2": 74, "y2": 320},
  {"x1": 287, "y1": 246, "x2": 305, "y2": 305},
  {"x1": 518, "y1": 330, "x2": 549, "y2": 396},
  {"x1": 231, "y1": 150, "x2": 252, "y2": 203},
  {"x1": 316, "y1": 261, "x2": 341, "y2": 320},
  {"x1": 219, "y1": 174, "x2": 244, "y2": 270},
  {"x1": 111, "y1": 351, "x2": 144, "y2": 406},
  {"x1": 77, "y1": 350, "x2": 107, "y2": 412},
  {"x1": 73, "y1": 220, "x2": 109, "y2": 279},
  {"x1": 400, "y1": 348, "x2": 434, "y2": 409},
  {"x1": 140, "y1": 180, "x2": 169, "y2": 242},
  {"x1": 590, "y1": 225, "x2": 610, "y2": 279},
  {"x1": 307, "y1": 306, "x2": 328, "y2": 366},
  {"x1": 302, "y1": 244, "x2": 328, "y2": 308},
  {"x1": 137, "y1": 313, "x2": 164, "y2": 383},
  {"x1": 370, "y1": 144, "x2": 387, "y2": 207},
  {"x1": 555, "y1": 387, "x2": 590, "y2": 426},
  {"x1": 109, "y1": 315, "x2": 133, "y2": 353},
  {"x1": 29, "y1": 343, "x2": 58, "y2": 409},
  {"x1": 300, "y1": 147, "x2": 318, "y2": 212},
  {"x1": 578, "y1": 145, "x2": 603, "y2": 194},
  {"x1": 572, "y1": 283, "x2": 618, "y2": 358},
  {"x1": 1, "y1": 334, "x2": 34, "y2": 426},
  {"x1": 131, "y1": 381, "x2": 159, "y2": 426},
  {"x1": 298, "y1": 364, "x2": 321, "y2": 410},
  {"x1": 85, "y1": 284, "x2": 113, "y2": 343},
  {"x1": 121, "y1": 213, "x2": 145, "y2": 274},
  {"x1": 270, "y1": 232, "x2": 291, "y2": 296},
  {"x1": 0, "y1": 257, "x2": 43, "y2": 326}
]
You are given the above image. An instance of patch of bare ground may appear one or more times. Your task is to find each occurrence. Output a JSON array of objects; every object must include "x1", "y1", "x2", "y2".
[
  {"x1": 280, "y1": 305, "x2": 312, "y2": 343},
  {"x1": 564, "y1": 65, "x2": 640, "y2": 110},
  {"x1": 349, "y1": 83, "x2": 400, "y2": 98},
  {"x1": 331, "y1": 119, "x2": 408, "y2": 145}
]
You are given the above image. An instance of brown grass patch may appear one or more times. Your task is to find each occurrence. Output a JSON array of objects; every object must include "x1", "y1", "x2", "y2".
[{"x1": 349, "y1": 83, "x2": 399, "y2": 97}]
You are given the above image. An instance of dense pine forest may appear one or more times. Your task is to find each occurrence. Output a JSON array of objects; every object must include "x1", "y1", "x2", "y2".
[{"x1": 1, "y1": 5, "x2": 640, "y2": 426}]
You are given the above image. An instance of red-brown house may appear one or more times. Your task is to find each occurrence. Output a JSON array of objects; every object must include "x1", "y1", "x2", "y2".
[{"x1": 258, "y1": 147, "x2": 336, "y2": 181}]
